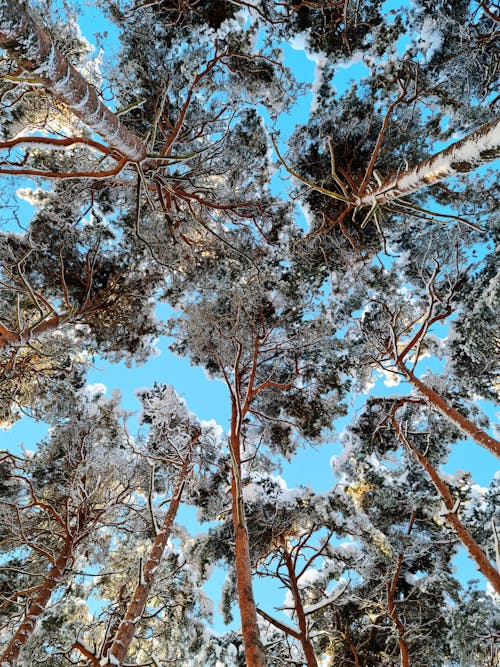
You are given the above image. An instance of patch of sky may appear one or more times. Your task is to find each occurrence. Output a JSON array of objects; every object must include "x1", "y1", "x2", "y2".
[
  {"x1": 329, "y1": 58, "x2": 370, "y2": 95},
  {"x1": 395, "y1": 30, "x2": 411, "y2": 56},
  {"x1": 86, "y1": 333, "x2": 230, "y2": 435},
  {"x1": 451, "y1": 547, "x2": 487, "y2": 591},
  {"x1": 444, "y1": 435, "x2": 497, "y2": 488},
  {"x1": 2, "y1": 416, "x2": 49, "y2": 457},
  {"x1": 1, "y1": 177, "x2": 46, "y2": 233},
  {"x1": 381, "y1": 0, "x2": 408, "y2": 15},
  {"x1": 203, "y1": 564, "x2": 238, "y2": 632},
  {"x1": 176, "y1": 504, "x2": 220, "y2": 533},
  {"x1": 282, "y1": 438, "x2": 342, "y2": 492}
]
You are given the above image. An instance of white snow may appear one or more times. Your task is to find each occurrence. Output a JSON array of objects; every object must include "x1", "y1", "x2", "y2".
[
  {"x1": 358, "y1": 117, "x2": 500, "y2": 206},
  {"x1": 419, "y1": 16, "x2": 443, "y2": 62},
  {"x1": 81, "y1": 383, "x2": 107, "y2": 399},
  {"x1": 303, "y1": 578, "x2": 348, "y2": 614}
]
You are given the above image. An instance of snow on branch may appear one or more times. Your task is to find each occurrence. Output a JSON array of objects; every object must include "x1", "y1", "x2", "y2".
[
  {"x1": 355, "y1": 117, "x2": 500, "y2": 207},
  {"x1": 0, "y1": 0, "x2": 146, "y2": 162}
]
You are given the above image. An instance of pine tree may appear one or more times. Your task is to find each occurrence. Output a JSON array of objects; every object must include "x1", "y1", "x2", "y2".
[
  {"x1": 0, "y1": 0, "x2": 498, "y2": 664},
  {"x1": 0, "y1": 386, "x2": 137, "y2": 664},
  {"x1": 0, "y1": 0, "x2": 146, "y2": 161}
]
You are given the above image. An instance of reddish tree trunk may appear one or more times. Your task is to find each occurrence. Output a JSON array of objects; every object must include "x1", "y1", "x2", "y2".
[
  {"x1": 283, "y1": 549, "x2": 318, "y2": 667},
  {"x1": 0, "y1": 1, "x2": 146, "y2": 161},
  {"x1": 386, "y1": 514, "x2": 415, "y2": 667},
  {"x1": 0, "y1": 538, "x2": 74, "y2": 666},
  {"x1": 106, "y1": 437, "x2": 197, "y2": 666},
  {"x1": 392, "y1": 418, "x2": 500, "y2": 594},
  {"x1": 229, "y1": 405, "x2": 267, "y2": 667},
  {"x1": 399, "y1": 364, "x2": 500, "y2": 458}
]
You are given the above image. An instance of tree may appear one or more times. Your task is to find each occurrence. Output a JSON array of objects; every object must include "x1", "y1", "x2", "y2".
[
  {"x1": 0, "y1": 0, "x2": 498, "y2": 664},
  {"x1": 92, "y1": 385, "x2": 205, "y2": 667},
  {"x1": 167, "y1": 224, "x2": 348, "y2": 667},
  {"x1": 0, "y1": 0, "x2": 146, "y2": 161},
  {"x1": 0, "y1": 386, "x2": 136, "y2": 664},
  {"x1": 349, "y1": 260, "x2": 500, "y2": 457},
  {"x1": 353, "y1": 117, "x2": 500, "y2": 208}
]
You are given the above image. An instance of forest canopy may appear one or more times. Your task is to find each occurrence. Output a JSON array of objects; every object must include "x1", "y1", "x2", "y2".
[{"x1": 0, "y1": 1, "x2": 499, "y2": 666}]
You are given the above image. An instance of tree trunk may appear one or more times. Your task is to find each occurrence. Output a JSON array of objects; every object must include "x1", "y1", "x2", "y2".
[
  {"x1": 229, "y1": 405, "x2": 267, "y2": 667},
  {"x1": 283, "y1": 549, "x2": 318, "y2": 667},
  {"x1": 386, "y1": 514, "x2": 415, "y2": 667},
  {"x1": 106, "y1": 435, "x2": 198, "y2": 666},
  {"x1": 398, "y1": 364, "x2": 500, "y2": 458},
  {"x1": 0, "y1": 538, "x2": 74, "y2": 666},
  {"x1": 0, "y1": 1, "x2": 146, "y2": 162},
  {"x1": 355, "y1": 117, "x2": 500, "y2": 207},
  {"x1": 392, "y1": 418, "x2": 500, "y2": 594}
]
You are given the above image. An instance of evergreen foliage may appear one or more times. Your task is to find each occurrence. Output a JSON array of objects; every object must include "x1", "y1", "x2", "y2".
[{"x1": 0, "y1": 0, "x2": 498, "y2": 665}]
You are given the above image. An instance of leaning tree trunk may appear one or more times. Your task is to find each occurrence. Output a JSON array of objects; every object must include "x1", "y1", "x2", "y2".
[
  {"x1": 398, "y1": 364, "x2": 500, "y2": 458},
  {"x1": 355, "y1": 117, "x2": 500, "y2": 207},
  {"x1": 392, "y1": 418, "x2": 500, "y2": 594},
  {"x1": 104, "y1": 432, "x2": 199, "y2": 666},
  {"x1": 229, "y1": 405, "x2": 267, "y2": 667},
  {"x1": 0, "y1": 537, "x2": 74, "y2": 666},
  {"x1": 0, "y1": 0, "x2": 146, "y2": 162}
]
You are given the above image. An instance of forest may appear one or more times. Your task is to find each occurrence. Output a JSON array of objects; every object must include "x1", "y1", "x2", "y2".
[{"x1": 0, "y1": 0, "x2": 499, "y2": 665}]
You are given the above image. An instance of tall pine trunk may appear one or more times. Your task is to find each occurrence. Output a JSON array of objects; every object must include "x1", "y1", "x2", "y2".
[
  {"x1": 0, "y1": 538, "x2": 74, "y2": 666},
  {"x1": 398, "y1": 364, "x2": 500, "y2": 458},
  {"x1": 229, "y1": 405, "x2": 267, "y2": 667},
  {"x1": 355, "y1": 117, "x2": 500, "y2": 207},
  {"x1": 0, "y1": 1, "x2": 146, "y2": 161},
  {"x1": 392, "y1": 418, "x2": 500, "y2": 594},
  {"x1": 386, "y1": 514, "x2": 414, "y2": 667},
  {"x1": 105, "y1": 433, "x2": 198, "y2": 666}
]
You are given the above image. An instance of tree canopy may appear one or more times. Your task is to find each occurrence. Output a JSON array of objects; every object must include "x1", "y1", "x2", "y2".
[{"x1": 0, "y1": 1, "x2": 499, "y2": 666}]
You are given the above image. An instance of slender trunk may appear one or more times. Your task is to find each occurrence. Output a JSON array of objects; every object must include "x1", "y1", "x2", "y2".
[
  {"x1": 0, "y1": 1, "x2": 146, "y2": 162},
  {"x1": 283, "y1": 550, "x2": 318, "y2": 667},
  {"x1": 106, "y1": 439, "x2": 197, "y2": 666},
  {"x1": 0, "y1": 538, "x2": 74, "y2": 666},
  {"x1": 355, "y1": 117, "x2": 500, "y2": 207},
  {"x1": 398, "y1": 364, "x2": 500, "y2": 458},
  {"x1": 348, "y1": 640, "x2": 361, "y2": 667},
  {"x1": 392, "y1": 418, "x2": 500, "y2": 594},
  {"x1": 386, "y1": 555, "x2": 410, "y2": 667},
  {"x1": 386, "y1": 513, "x2": 414, "y2": 667},
  {"x1": 229, "y1": 405, "x2": 266, "y2": 667}
]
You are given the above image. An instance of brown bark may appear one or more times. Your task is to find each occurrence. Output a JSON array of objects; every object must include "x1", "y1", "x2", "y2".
[
  {"x1": 348, "y1": 640, "x2": 361, "y2": 667},
  {"x1": 0, "y1": 1, "x2": 146, "y2": 162},
  {"x1": 392, "y1": 418, "x2": 500, "y2": 594},
  {"x1": 229, "y1": 404, "x2": 267, "y2": 667},
  {"x1": 386, "y1": 513, "x2": 415, "y2": 667},
  {"x1": 0, "y1": 313, "x2": 62, "y2": 350},
  {"x1": 399, "y1": 364, "x2": 500, "y2": 458},
  {"x1": 283, "y1": 549, "x2": 318, "y2": 667},
  {"x1": 355, "y1": 117, "x2": 500, "y2": 207},
  {"x1": 387, "y1": 558, "x2": 410, "y2": 667},
  {"x1": 105, "y1": 435, "x2": 198, "y2": 666},
  {"x1": 0, "y1": 538, "x2": 74, "y2": 666}
]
